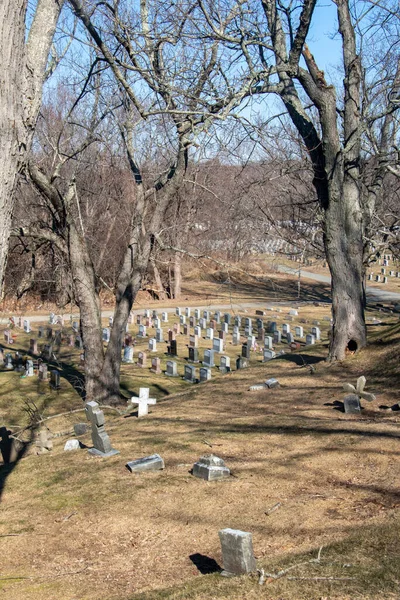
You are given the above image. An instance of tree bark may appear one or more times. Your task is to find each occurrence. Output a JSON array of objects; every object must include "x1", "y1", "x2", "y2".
[
  {"x1": 0, "y1": 0, "x2": 64, "y2": 296},
  {"x1": 173, "y1": 252, "x2": 182, "y2": 300}
]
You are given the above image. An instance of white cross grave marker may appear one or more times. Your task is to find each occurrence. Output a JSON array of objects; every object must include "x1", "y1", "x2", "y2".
[{"x1": 128, "y1": 387, "x2": 157, "y2": 417}]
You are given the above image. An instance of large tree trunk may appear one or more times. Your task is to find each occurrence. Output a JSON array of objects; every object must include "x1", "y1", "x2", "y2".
[
  {"x1": 0, "y1": 1, "x2": 26, "y2": 295},
  {"x1": 68, "y1": 220, "x2": 104, "y2": 401},
  {"x1": 324, "y1": 185, "x2": 366, "y2": 361},
  {"x1": 0, "y1": 0, "x2": 64, "y2": 296}
]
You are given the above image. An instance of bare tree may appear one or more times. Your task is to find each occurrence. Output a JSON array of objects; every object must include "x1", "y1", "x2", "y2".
[
  {"x1": 0, "y1": 0, "x2": 65, "y2": 296},
  {"x1": 198, "y1": 0, "x2": 400, "y2": 359}
]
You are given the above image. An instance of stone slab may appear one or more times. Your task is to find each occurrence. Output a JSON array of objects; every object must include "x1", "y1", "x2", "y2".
[{"x1": 126, "y1": 453, "x2": 164, "y2": 473}]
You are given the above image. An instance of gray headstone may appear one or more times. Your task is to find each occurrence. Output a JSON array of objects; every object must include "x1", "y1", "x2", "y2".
[
  {"x1": 85, "y1": 401, "x2": 119, "y2": 457},
  {"x1": 192, "y1": 455, "x2": 230, "y2": 481},
  {"x1": 344, "y1": 394, "x2": 361, "y2": 414},
  {"x1": 218, "y1": 528, "x2": 256, "y2": 576},
  {"x1": 126, "y1": 453, "x2": 164, "y2": 473}
]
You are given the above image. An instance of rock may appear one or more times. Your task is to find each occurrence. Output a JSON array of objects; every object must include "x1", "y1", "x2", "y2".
[{"x1": 64, "y1": 439, "x2": 80, "y2": 451}]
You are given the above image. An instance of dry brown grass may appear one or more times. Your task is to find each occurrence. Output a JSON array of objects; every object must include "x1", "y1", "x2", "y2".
[{"x1": 1, "y1": 303, "x2": 400, "y2": 600}]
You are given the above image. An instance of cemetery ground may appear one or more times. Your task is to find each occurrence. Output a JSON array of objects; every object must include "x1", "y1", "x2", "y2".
[{"x1": 1, "y1": 268, "x2": 400, "y2": 599}]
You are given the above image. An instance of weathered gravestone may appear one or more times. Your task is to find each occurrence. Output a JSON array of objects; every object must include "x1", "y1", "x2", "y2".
[
  {"x1": 203, "y1": 349, "x2": 215, "y2": 367},
  {"x1": 192, "y1": 455, "x2": 230, "y2": 481},
  {"x1": 123, "y1": 346, "x2": 134, "y2": 363},
  {"x1": 165, "y1": 360, "x2": 178, "y2": 377},
  {"x1": 85, "y1": 401, "x2": 119, "y2": 457},
  {"x1": 184, "y1": 364, "x2": 197, "y2": 383},
  {"x1": 137, "y1": 351, "x2": 147, "y2": 368},
  {"x1": 150, "y1": 357, "x2": 161, "y2": 374},
  {"x1": 263, "y1": 349, "x2": 276, "y2": 362},
  {"x1": 218, "y1": 529, "x2": 257, "y2": 577},
  {"x1": 199, "y1": 367, "x2": 211, "y2": 382},
  {"x1": 74, "y1": 423, "x2": 88, "y2": 436},
  {"x1": 50, "y1": 370, "x2": 60, "y2": 389},
  {"x1": 344, "y1": 394, "x2": 361, "y2": 414},
  {"x1": 126, "y1": 453, "x2": 164, "y2": 473},
  {"x1": 188, "y1": 347, "x2": 199, "y2": 363},
  {"x1": 219, "y1": 355, "x2": 231, "y2": 373}
]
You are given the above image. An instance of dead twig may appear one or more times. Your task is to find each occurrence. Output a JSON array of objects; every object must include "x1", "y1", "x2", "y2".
[
  {"x1": 264, "y1": 546, "x2": 324, "y2": 582},
  {"x1": 265, "y1": 502, "x2": 281, "y2": 515}
]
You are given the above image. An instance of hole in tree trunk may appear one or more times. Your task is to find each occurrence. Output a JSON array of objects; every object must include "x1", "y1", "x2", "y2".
[{"x1": 347, "y1": 339, "x2": 358, "y2": 353}]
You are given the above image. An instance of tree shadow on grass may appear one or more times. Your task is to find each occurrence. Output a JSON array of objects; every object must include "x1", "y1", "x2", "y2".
[{"x1": 0, "y1": 425, "x2": 36, "y2": 502}]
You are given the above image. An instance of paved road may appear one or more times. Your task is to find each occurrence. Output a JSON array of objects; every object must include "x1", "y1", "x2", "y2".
[
  {"x1": 277, "y1": 265, "x2": 400, "y2": 304},
  {"x1": 2, "y1": 266, "x2": 399, "y2": 325}
]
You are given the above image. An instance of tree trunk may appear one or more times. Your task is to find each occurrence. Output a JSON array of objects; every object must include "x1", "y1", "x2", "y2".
[
  {"x1": 150, "y1": 254, "x2": 167, "y2": 300},
  {"x1": 0, "y1": 0, "x2": 64, "y2": 296},
  {"x1": 0, "y1": 1, "x2": 26, "y2": 295},
  {"x1": 173, "y1": 252, "x2": 182, "y2": 300},
  {"x1": 68, "y1": 221, "x2": 104, "y2": 401},
  {"x1": 324, "y1": 182, "x2": 366, "y2": 361}
]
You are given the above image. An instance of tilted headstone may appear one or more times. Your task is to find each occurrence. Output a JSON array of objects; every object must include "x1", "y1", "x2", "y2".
[
  {"x1": 85, "y1": 401, "x2": 119, "y2": 457},
  {"x1": 192, "y1": 455, "x2": 230, "y2": 481},
  {"x1": 218, "y1": 529, "x2": 256, "y2": 576},
  {"x1": 126, "y1": 454, "x2": 164, "y2": 473},
  {"x1": 265, "y1": 378, "x2": 279, "y2": 388},
  {"x1": 263, "y1": 349, "x2": 276, "y2": 362}
]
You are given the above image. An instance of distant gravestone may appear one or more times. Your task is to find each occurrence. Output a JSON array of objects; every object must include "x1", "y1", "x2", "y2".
[
  {"x1": 203, "y1": 349, "x2": 215, "y2": 367},
  {"x1": 241, "y1": 343, "x2": 250, "y2": 359},
  {"x1": 165, "y1": 360, "x2": 178, "y2": 377},
  {"x1": 273, "y1": 331, "x2": 282, "y2": 344},
  {"x1": 161, "y1": 312, "x2": 168, "y2": 322},
  {"x1": 188, "y1": 347, "x2": 199, "y2": 363},
  {"x1": 219, "y1": 355, "x2": 231, "y2": 373},
  {"x1": 192, "y1": 455, "x2": 230, "y2": 481},
  {"x1": 85, "y1": 401, "x2": 119, "y2": 457},
  {"x1": 23, "y1": 319, "x2": 31, "y2": 333},
  {"x1": 199, "y1": 367, "x2": 211, "y2": 382},
  {"x1": 148, "y1": 338, "x2": 157, "y2": 352},
  {"x1": 38, "y1": 363, "x2": 48, "y2": 381},
  {"x1": 183, "y1": 364, "x2": 197, "y2": 383},
  {"x1": 236, "y1": 356, "x2": 249, "y2": 369},
  {"x1": 218, "y1": 529, "x2": 256, "y2": 576},
  {"x1": 311, "y1": 326, "x2": 321, "y2": 340},
  {"x1": 29, "y1": 339, "x2": 38, "y2": 354},
  {"x1": 150, "y1": 357, "x2": 161, "y2": 374},
  {"x1": 306, "y1": 334, "x2": 316, "y2": 345},
  {"x1": 137, "y1": 351, "x2": 147, "y2": 368},
  {"x1": 123, "y1": 346, "x2": 134, "y2": 363},
  {"x1": 213, "y1": 338, "x2": 224, "y2": 353},
  {"x1": 263, "y1": 349, "x2": 276, "y2": 362},
  {"x1": 295, "y1": 326, "x2": 304, "y2": 338},
  {"x1": 126, "y1": 453, "x2": 164, "y2": 473},
  {"x1": 264, "y1": 336, "x2": 273, "y2": 349},
  {"x1": 50, "y1": 370, "x2": 60, "y2": 389},
  {"x1": 167, "y1": 339, "x2": 178, "y2": 356},
  {"x1": 206, "y1": 328, "x2": 214, "y2": 340},
  {"x1": 102, "y1": 328, "x2": 110, "y2": 343}
]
